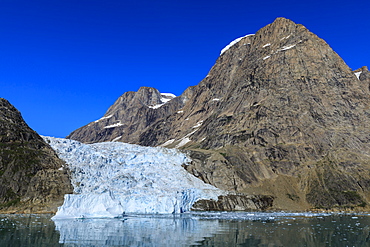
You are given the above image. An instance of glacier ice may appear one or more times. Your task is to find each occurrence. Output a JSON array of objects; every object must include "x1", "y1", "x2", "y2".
[{"x1": 43, "y1": 136, "x2": 223, "y2": 218}]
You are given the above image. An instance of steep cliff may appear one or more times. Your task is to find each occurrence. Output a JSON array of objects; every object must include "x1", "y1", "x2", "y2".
[
  {"x1": 0, "y1": 98, "x2": 73, "y2": 213},
  {"x1": 68, "y1": 18, "x2": 370, "y2": 210}
]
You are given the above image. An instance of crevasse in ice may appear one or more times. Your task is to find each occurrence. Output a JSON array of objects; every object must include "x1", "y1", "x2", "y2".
[{"x1": 43, "y1": 137, "x2": 223, "y2": 218}]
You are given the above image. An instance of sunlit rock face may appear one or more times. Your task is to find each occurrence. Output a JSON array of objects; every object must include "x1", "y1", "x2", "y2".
[
  {"x1": 67, "y1": 18, "x2": 370, "y2": 210},
  {"x1": 67, "y1": 86, "x2": 188, "y2": 144}
]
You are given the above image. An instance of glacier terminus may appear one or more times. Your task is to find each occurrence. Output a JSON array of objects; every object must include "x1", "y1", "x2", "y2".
[{"x1": 43, "y1": 136, "x2": 223, "y2": 218}]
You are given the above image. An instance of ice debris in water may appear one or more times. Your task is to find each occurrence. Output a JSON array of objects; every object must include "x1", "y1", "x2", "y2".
[{"x1": 43, "y1": 136, "x2": 223, "y2": 218}]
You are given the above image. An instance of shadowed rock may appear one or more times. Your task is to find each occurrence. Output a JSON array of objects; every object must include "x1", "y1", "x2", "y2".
[{"x1": 0, "y1": 98, "x2": 73, "y2": 213}]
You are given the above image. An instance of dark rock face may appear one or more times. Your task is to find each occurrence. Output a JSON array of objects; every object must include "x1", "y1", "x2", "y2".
[
  {"x1": 68, "y1": 18, "x2": 370, "y2": 210},
  {"x1": 192, "y1": 194, "x2": 274, "y2": 211},
  {"x1": 0, "y1": 98, "x2": 73, "y2": 213}
]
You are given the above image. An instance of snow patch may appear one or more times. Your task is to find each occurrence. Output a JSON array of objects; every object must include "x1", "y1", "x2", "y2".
[
  {"x1": 262, "y1": 43, "x2": 271, "y2": 48},
  {"x1": 112, "y1": 136, "x2": 122, "y2": 142},
  {"x1": 212, "y1": 98, "x2": 221, "y2": 101},
  {"x1": 192, "y1": 120, "x2": 203, "y2": 129},
  {"x1": 263, "y1": 55, "x2": 271, "y2": 60},
  {"x1": 43, "y1": 137, "x2": 223, "y2": 218},
  {"x1": 148, "y1": 93, "x2": 176, "y2": 109},
  {"x1": 160, "y1": 139, "x2": 175, "y2": 147},
  {"x1": 175, "y1": 129, "x2": 199, "y2": 148},
  {"x1": 279, "y1": 44, "x2": 296, "y2": 51},
  {"x1": 177, "y1": 110, "x2": 184, "y2": 114},
  {"x1": 280, "y1": 34, "x2": 291, "y2": 40},
  {"x1": 161, "y1": 93, "x2": 176, "y2": 99},
  {"x1": 355, "y1": 71, "x2": 362, "y2": 80},
  {"x1": 175, "y1": 138, "x2": 191, "y2": 148},
  {"x1": 220, "y1": 34, "x2": 254, "y2": 55},
  {"x1": 95, "y1": 115, "x2": 113, "y2": 123},
  {"x1": 148, "y1": 103, "x2": 165, "y2": 109},
  {"x1": 104, "y1": 121, "x2": 123, "y2": 129}
]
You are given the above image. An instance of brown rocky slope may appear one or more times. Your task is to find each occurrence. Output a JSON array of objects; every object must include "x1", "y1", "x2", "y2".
[
  {"x1": 0, "y1": 98, "x2": 73, "y2": 213},
  {"x1": 68, "y1": 18, "x2": 370, "y2": 211}
]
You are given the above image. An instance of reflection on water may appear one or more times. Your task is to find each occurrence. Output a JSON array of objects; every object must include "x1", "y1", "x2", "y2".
[
  {"x1": 0, "y1": 214, "x2": 62, "y2": 247},
  {"x1": 55, "y1": 215, "x2": 221, "y2": 246},
  {"x1": 1, "y1": 212, "x2": 370, "y2": 246}
]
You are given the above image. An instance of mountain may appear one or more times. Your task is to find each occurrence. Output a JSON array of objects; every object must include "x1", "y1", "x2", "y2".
[
  {"x1": 0, "y1": 98, "x2": 73, "y2": 213},
  {"x1": 45, "y1": 136, "x2": 272, "y2": 218},
  {"x1": 67, "y1": 17, "x2": 370, "y2": 210},
  {"x1": 68, "y1": 86, "x2": 194, "y2": 143}
]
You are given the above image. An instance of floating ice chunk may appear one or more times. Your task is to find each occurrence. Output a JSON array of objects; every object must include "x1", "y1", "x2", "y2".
[{"x1": 220, "y1": 34, "x2": 255, "y2": 55}]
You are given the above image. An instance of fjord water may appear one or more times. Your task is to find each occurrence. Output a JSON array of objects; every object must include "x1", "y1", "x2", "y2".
[{"x1": 1, "y1": 212, "x2": 370, "y2": 246}]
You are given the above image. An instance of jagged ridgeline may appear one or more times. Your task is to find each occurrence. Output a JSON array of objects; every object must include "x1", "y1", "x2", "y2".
[
  {"x1": 68, "y1": 17, "x2": 370, "y2": 210},
  {"x1": 0, "y1": 98, "x2": 73, "y2": 213}
]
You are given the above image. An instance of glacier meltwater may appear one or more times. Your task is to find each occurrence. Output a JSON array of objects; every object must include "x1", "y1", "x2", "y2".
[{"x1": 43, "y1": 137, "x2": 223, "y2": 218}]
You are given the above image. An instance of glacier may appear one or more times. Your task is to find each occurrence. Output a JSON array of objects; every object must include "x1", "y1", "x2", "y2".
[{"x1": 43, "y1": 137, "x2": 223, "y2": 218}]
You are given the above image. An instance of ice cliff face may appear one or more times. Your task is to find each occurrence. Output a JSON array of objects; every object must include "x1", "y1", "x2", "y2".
[{"x1": 43, "y1": 137, "x2": 222, "y2": 218}]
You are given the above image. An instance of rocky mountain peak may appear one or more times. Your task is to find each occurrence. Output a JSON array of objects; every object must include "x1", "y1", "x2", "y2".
[
  {"x1": 134, "y1": 86, "x2": 163, "y2": 108},
  {"x1": 67, "y1": 86, "x2": 180, "y2": 143},
  {"x1": 68, "y1": 18, "x2": 370, "y2": 210}
]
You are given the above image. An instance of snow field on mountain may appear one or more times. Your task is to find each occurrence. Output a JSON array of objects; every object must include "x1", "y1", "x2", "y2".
[
  {"x1": 220, "y1": 34, "x2": 255, "y2": 55},
  {"x1": 43, "y1": 137, "x2": 223, "y2": 218}
]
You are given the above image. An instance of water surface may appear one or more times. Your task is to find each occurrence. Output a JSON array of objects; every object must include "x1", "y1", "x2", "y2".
[{"x1": 1, "y1": 212, "x2": 370, "y2": 246}]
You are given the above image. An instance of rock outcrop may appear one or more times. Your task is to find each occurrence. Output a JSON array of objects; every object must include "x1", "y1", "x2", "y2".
[
  {"x1": 0, "y1": 98, "x2": 73, "y2": 213},
  {"x1": 67, "y1": 86, "x2": 194, "y2": 143},
  {"x1": 68, "y1": 18, "x2": 370, "y2": 211},
  {"x1": 354, "y1": 66, "x2": 370, "y2": 92},
  {"x1": 192, "y1": 194, "x2": 274, "y2": 211}
]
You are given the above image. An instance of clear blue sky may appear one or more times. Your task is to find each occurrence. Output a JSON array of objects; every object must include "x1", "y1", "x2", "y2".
[{"x1": 0, "y1": 0, "x2": 369, "y2": 137}]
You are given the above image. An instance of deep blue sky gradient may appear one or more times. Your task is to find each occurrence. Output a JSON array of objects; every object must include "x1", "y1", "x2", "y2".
[{"x1": 0, "y1": 0, "x2": 369, "y2": 137}]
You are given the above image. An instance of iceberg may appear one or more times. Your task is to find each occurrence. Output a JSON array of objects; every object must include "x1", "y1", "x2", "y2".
[{"x1": 43, "y1": 137, "x2": 223, "y2": 218}]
